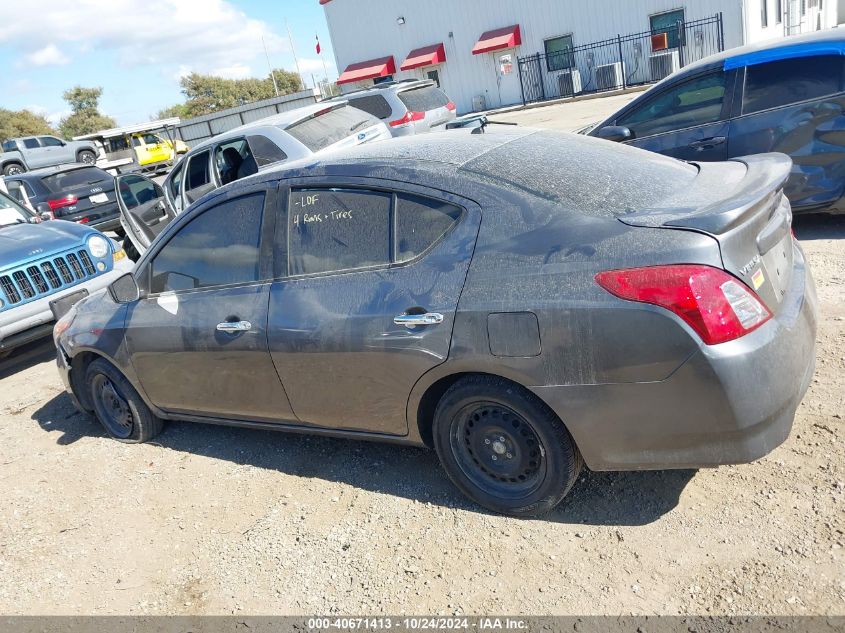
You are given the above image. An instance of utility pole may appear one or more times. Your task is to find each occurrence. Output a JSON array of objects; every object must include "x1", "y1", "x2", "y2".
[
  {"x1": 286, "y1": 19, "x2": 305, "y2": 89},
  {"x1": 262, "y1": 36, "x2": 279, "y2": 96}
]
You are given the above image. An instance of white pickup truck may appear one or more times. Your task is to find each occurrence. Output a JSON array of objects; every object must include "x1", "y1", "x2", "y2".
[{"x1": 0, "y1": 135, "x2": 99, "y2": 176}]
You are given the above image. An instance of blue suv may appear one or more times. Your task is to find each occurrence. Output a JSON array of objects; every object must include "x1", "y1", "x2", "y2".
[
  {"x1": 0, "y1": 188, "x2": 132, "y2": 356},
  {"x1": 584, "y1": 29, "x2": 845, "y2": 214}
]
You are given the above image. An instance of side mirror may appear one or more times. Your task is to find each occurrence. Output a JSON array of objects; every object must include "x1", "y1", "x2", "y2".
[
  {"x1": 36, "y1": 202, "x2": 53, "y2": 221},
  {"x1": 597, "y1": 126, "x2": 633, "y2": 142},
  {"x1": 108, "y1": 273, "x2": 140, "y2": 304}
]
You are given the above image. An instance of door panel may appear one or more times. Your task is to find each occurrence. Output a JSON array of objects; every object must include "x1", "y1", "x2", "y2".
[
  {"x1": 268, "y1": 193, "x2": 481, "y2": 435},
  {"x1": 628, "y1": 121, "x2": 730, "y2": 161},
  {"x1": 126, "y1": 283, "x2": 295, "y2": 421}
]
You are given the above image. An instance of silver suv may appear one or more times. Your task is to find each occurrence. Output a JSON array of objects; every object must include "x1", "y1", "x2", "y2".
[{"x1": 330, "y1": 80, "x2": 456, "y2": 137}]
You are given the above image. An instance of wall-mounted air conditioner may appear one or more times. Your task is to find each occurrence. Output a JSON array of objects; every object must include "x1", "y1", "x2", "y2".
[
  {"x1": 649, "y1": 50, "x2": 680, "y2": 81},
  {"x1": 557, "y1": 69, "x2": 582, "y2": 97},
  {"x1": 595, "y1": 62, "x2": 623, "y2": 91}
]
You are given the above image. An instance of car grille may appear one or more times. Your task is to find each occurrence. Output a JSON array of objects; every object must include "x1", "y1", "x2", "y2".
[{"x1": 0, "y1": 247, "x2": 100, "y2": 309}]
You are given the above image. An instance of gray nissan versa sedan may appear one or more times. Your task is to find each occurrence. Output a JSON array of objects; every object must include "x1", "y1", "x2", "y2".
[{"x1": 53, "y1": 128, "x2": 817, "y2": 517}]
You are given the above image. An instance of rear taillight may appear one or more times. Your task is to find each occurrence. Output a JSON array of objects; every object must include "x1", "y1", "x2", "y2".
[
  {"x1": 48, "y1": 195, "x2": 78, "y2": 212},
  {"x1": 595, "y1": 264, "x2": 772, "y2": 345},
  {"x1": 389, "y1": 110, "x2": 425, "y2": 127},
  {"x1": 446, "y1": 101, "x2": 456, "y2": 111}
]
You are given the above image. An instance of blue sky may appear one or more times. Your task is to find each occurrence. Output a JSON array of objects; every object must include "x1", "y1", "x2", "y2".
[{"x1": 0, "y1": 0, "x2": 336, "y2": 126}]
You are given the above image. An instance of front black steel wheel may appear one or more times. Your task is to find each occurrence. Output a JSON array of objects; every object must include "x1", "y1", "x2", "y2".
[
  {"x1": 85, "y1": 358, "x2": 163, "y2": 443},
  {"x1": 433, "y1": 375, "x2": 582, "y2": 517}
]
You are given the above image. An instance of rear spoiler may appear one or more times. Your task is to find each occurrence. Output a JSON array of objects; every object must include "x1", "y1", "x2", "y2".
[{"x1": 618, "y1": 153, "x2": 792, "y2": 235}]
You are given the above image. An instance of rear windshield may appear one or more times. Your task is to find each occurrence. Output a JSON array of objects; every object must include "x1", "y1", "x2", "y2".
[
  {"x1": 41, "y1": 167, "x2": 112, "y2": 193},
  {"x1": 460, "y1": 130, "x2": 698, "y2": 217},
  {"x1": 285, "y1": 106, "x2": 380, "y2": 153},
  {"x1": 398, "y1": 86, "x2": 450, "y2": 112}
]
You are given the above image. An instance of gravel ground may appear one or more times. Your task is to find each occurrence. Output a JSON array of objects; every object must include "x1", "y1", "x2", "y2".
[{"x1": 0, "y1": 103, "x2": 842, "y2": 616}]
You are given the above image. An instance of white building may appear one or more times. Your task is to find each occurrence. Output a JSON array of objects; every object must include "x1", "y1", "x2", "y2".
[{"x1": 321, "y1": 0, "x2": 842, "y2": 112}]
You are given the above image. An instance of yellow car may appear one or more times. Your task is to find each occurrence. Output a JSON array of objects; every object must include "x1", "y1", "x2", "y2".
[{"x1": 131, "y1": 133, "x2": 174, "y2": 167}]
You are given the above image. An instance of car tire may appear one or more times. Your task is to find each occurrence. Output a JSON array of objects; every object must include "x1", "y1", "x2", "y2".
[
  {"x1": 77, "y1": 150, "x2": 96, "y2": 165},
  {"x1": 122, "y1": 238, "x2": 139, "y2": 262},
  {"x1": 3, "y1": 163, "x2": 24, "y2": 176},
  {"x1": 85, "y1": 358, "x2": 163, "y2": 443},
  {"x1": 433, "y1": 375, "x2": 582, "y2": 517}
]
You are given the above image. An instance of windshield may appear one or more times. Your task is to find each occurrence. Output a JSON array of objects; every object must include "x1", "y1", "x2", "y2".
[
  {"x1": 284, "y1": 105, "x2": 380, "y2": 153},
  {"x1": 0, "y1": 190, "x2": 34, "y2": 228}
]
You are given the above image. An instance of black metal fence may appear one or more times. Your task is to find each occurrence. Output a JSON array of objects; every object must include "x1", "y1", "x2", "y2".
[{"x1": 518, "y1": 13, "x2": 725, "y2": 104}]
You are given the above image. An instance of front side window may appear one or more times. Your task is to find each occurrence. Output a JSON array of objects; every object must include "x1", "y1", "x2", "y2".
[
  {"x1": 544, "y1": 34, "x2": 575, "y2": 72},
  {"x1": 742, "y1": 55, "x2": 843, "y2": 115},
  {"x1": 650, "y1": 9, "x2": 685, "y2": 49},
  {"x1": 185, "y1": 150, "x2": 211, "y2": 193},
  {"x1": 4, "y1": 180, "x2": 33, "y2": 207},
  {"x1": 617, "y1": 71, "x2": 727, "y2": 137},
  {"x1": 167, "y1": 160, "x2": 184, "y2": 212},
  {"x1": 214, "y1": 138, "x2": 258, "y2": 186},
  {"x1": 150, "y1": 193, "x2": 265, "y2": 293},
  {"x1": 285, "y1": 106, "x2": 380, "y2": 153},
  {"x1": 39, "y1": 136, "x2": 63, "y2": 147}
]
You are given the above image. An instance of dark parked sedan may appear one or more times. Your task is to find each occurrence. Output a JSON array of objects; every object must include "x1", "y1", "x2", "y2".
[
  {"x1": 53, "y1": 128, "x2": 817, "y2": 517},
  {"x1": 4, "y1": 164, "x2": 122, "y2": 232},
  {"x1": 584, "y1": 29, "x2": 845, "y2": 215}
]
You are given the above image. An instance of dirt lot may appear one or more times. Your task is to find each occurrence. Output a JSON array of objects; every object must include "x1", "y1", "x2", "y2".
[{"x1": 0, "y1": 100, "x2": 843, "y2": 616}]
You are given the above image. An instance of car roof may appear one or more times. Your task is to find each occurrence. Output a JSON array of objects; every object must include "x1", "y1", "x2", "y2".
[
  {"x1": 680, "y1": 26, "x2": 844, "y2": 75},
  {"x1": 14, "y1": 163, "x2": 100, "y2": 179},
  {"x1": 265, "y1": 127, "x2": 699, "y2": 218},
  {"x1": 185, "y1": 101, "x2": 357, "y2": 154}
]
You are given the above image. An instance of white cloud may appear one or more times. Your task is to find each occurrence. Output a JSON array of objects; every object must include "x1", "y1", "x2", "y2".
[
  {"x1": 0, "y1": 0, "x2": 289, "y2": 77},
  {"x1": 24, "y1": 43, "x2": 69, "y2": 67},
  {"x1": 211, "y1": 63, "x2": 252, "y2": 80},
  {"x1": 24, "y1": 105, "x2": 71, "y2": 126},
  {"x1": 297, "y1": 56, "x2": 336, "y2": 78}
]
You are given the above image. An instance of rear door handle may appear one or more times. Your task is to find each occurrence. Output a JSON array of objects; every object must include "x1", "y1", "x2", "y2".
[
  {"x1": 393, "y1": 312, "x2": 444, "y2": 328},
  {"x1": 216, "y1": 320, "x2": 252, "y2": 333},
  {"x1": 688, "y1": 136, "x2": 726, "y2": 150}
]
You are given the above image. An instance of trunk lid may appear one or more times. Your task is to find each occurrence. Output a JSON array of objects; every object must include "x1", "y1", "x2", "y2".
[{"x1": 619, "y1": 153, "x2": 794, "y2": 312}]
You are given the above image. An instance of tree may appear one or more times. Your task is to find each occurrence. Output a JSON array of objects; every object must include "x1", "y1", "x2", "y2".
[
  {"x1": 58, "y1": 86, "x2": 116, "y2": 138},
  {"x1": 154, "y1": 103, "x2": 190, "y2": 120},
  {"x1": 173, "y1": 69, "x2": 303, "y2": 118},
  {"x1": 0, "y1": 108, "x2": 54, "y2": 143}
]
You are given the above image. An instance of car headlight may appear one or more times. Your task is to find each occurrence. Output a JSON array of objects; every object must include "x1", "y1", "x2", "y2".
[{"x1": 87, "y1": 234, "x2": 110, "y2": 259}]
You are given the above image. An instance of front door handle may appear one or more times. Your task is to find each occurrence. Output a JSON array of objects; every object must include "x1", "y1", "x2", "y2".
[
  {"x1": 393, "y1": 312, "x2": 444, "y2": 328},
  {"x1": 216, "y1": 320, "x2": 252, "y2": 333},
  {"x1": 688, "y1": 136, "x2": 726, "y2": 150}
]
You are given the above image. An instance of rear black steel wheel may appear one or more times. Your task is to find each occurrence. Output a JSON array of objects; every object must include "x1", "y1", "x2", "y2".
[
  {"x1": 86, "y1": 358, "x2": 163, "y2": 443},
  {"x1": 433, "y1": 375, "x2": 582, "y2": 517}
]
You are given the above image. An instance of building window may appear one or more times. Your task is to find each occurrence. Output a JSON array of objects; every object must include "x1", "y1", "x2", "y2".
[
  {"x1": 776, "y1": 0, "x2": 783, "y2": 23},
  {"x1": 762, "y1": 0, "x2": 769, "y2": 27},
  {"x1": 650, "y1": 9, "x2": 685, "y2": 49},
  {"x1": 544, "y1": 34, "x2": 575, "y2": 72},
  {"x1": 801, "y1": 0, "x2": 806, "y2": 15}
]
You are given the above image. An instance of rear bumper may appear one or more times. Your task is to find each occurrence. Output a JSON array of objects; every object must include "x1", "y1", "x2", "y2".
[{"x1": 531, "y1": 242, "x2": 818, "y2": 471}]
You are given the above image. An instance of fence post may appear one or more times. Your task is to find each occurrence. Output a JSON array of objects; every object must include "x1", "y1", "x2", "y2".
[
  {"x1": 518, "y1": 56, "x2": 527, "y2": 105},
  {"x1": 677, "y1": 19, "x2": 686, "y2": 68},
  {"x1": 617, "y1": 35, "x2": 625, "y2": 89},
  {"x1": 718, "y1": 12, "x2": 725, "y2": 52},
  {"x1": 537, "y1": 53, "x2": 546, "y2": 101}
]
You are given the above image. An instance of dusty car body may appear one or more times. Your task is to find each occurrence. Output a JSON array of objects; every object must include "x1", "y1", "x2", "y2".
[
  {"x1": 584, "y1": 29, "x2": 845, "y2": 214},
  {"x1": 55, "y1": 128, "x2": 816, "y2": 516}
]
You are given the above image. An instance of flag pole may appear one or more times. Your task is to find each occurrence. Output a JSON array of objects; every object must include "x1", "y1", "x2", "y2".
[
  {"x1": 262, "y1": 36, "x2": 280, "y2": 97},
  {"x1": 286, "y1": 19, "x2": 305, "y2": 89}
]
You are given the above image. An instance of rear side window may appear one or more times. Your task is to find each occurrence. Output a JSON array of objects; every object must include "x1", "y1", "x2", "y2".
[
  {"x1": 742, "y1": 55, "x2": 844, "y2": 114},
  {"x1": 396, "y1": 193, "x2": 462, "y2": 260},
  {"x1": 397, "y1": 86, "x2": 450, "y2": 112},
  {"x1": 288, "y1": 189, "x2": 391, "y2": 275},
  {"x1": 23, "y1": 138, "x2": 39, "y2": 149},
  {"x1": 347, "y1": 95, "x2": 393, "y2": 119},
  {"x1": 247, "y1": 134, "x2": 288, "y2": 167},
  {"x1": 617, "y1": 71, "x2": 727, "y2": 137},
  {"x1": 41, "y1": 167, "x2": 111, "y2": 193},
  {"x1": 150, "y1": 193, "x2": 265, "y2": 293},
  {"x1": 285, "y1": 106, "x2": 380, "y2": 152}
]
